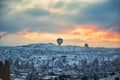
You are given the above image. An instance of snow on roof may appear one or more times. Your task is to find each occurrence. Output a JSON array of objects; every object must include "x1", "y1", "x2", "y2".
[
  {"x1": 14, "y1": 78, "x2": 24, "y2": 80},
  {"x1": 43, "y1": 76, "x2": 52, "y2": 79},
  {"x1": 0, "y1": 54, "x2": 7, "y2": 65}
]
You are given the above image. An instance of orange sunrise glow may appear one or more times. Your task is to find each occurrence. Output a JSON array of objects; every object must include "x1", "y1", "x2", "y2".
[{"x1": 1, "y1": 24, "x2": 119, "y2": 47}]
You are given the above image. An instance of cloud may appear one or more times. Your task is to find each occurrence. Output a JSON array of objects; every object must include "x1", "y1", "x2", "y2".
[
  {"x1": 24, "y1": 7, "x2": 51, "y2": 17},
  {"x1": 0, "y1": 0, "x2": 71, "y2": 34},
  {"x1": 52, "y1": 1, "x2": 65, "y2": 8},
  {"x1": 2, "y1": 0, "x2": 117, "y2": 34},
  {"x1": 63, "y1": 0, "x2": 120, "y2": 32},
  {"x1": 1, "y1": 29, "x2": 64, "y2": 43},
  {"x1": 1, "y1": 24, "x2": 120, "y2": 47},
  {"x1": 0, "y1": 7, "x2": 68, "y2": 34},
  {"x1": 62, "y1": 24, "x2": 120, "y2": 47},
  {"x1": 0, "y1": 19, "x2": 20, "y2": 33}
]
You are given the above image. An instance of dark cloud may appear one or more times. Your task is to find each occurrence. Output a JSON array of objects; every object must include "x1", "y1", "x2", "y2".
[
  {"x1": 68, "y1": 0, "x2": 120, "y2": 32},
  {"x1": 24, "y1": 8, "x2": 51, "y2": 17},
  {"x1": 0, "y1": 18, "x2": 26, "y2": 33},
  {"x1": 0, "y1": 0, "x2": 10, "y2": 15},
  {"x1": 0, "y1": 11, "x2": 63, "y2": 34},
  {"x1": 0, "y1": 0, "x2": 120, "y2": 34},
  {"x1": 0, "y1": 0, "x2": 22, "y2": 33},
  {"x1": 0, "y1": 4, "x2": 61, "y2": 34},
  {"x1": 0, "y1": 0, "x2": 26, "y2": 16}
]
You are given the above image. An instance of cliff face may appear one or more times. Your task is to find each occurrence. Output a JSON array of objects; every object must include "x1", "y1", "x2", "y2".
[{"x1": 0, "y1": 54, "x2": 10, "y2": 80}]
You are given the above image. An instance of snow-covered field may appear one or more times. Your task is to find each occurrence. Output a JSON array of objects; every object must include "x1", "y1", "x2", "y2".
[{"x1": 0, "y1": 43, "x2": 120, "y2": 80}]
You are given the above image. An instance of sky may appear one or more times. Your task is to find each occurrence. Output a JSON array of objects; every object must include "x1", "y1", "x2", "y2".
[{"x1": 0, "y1": 0, "x2": 120, "y2": 47}]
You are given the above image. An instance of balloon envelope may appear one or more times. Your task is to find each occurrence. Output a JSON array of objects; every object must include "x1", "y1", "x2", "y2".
[
  {"x1": 84, "y1": 43, "x2": 89, "y2": 48},
  {"x1": 57, "y1": 38, "x2": 63, "y2": 46}
]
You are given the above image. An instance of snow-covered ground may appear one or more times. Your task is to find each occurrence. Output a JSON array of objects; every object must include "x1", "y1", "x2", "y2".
[{"x1": 0, "y1": 43, "x2": 120, "y2": 80}]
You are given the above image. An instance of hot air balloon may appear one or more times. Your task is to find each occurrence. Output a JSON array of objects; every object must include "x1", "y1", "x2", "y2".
[
  {"x1": 84, "y1": 43, "x2": 89, "y2": 48},
  {"x1": 57, "y1": 38, "x2": 63, "y2": 46}
]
